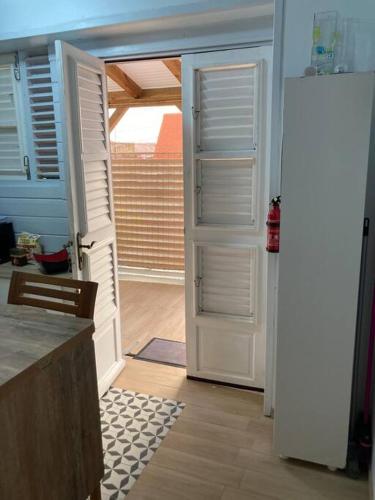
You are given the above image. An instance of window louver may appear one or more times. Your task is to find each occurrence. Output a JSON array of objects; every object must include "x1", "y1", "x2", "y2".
[
  {"x1": 197, "y1": 158, "x2": 257, "y2": 226},
  {"x1": 89, "y1": 242, "x2": 117, "y2": 326},
  {"x1": 197, "y1": 245, "x2": 257, "y2": 320},
  {"x1": 195, "y1": 63, "x2": 259, "y2": 228},
  {"x1": 198, "y1": 66, "x2": 257, "y2": 152},
  {"x1": 0, "y1": 64, "x2": 23, "y2": 174},
  {"x1": 77, "y1": 64, "x2": 112, "y2": 234},
  {"x1": 25, "y1": 55, "x2": 60, "y2": 180}
]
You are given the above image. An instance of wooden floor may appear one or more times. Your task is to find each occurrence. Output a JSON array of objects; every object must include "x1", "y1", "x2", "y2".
[
  {"x1": 119, "y1": 280, "x2": 185, "y2": 354},
  {"x1": 114, "y1": 358, "x2": 368, "y2": 500}
]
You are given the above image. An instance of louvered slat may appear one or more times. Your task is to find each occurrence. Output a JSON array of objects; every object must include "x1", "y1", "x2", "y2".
[
  {"x1": 76, "y1": 65, "x2": 112, "y2": 234},
  {"x1": 0, "y1": 65, "x2": 23, "y2": 173},
  {"x1": 197, "y1": 158, "x2": 257, "y2": 226},
  {"x1": 111, "y1": 152, "x2": 184, "y2": 271},
  {"x1": 25, "y1": 55, "x2": 60, "y2": 179},
  {"x1": 198, "y1": 245, "x2": 257, "y2": 319},
  {"x1": 78, "y1": 66, "x2": 106, "y2": 155},
  {"x1": 89, "y1": 243, "x2": 117, "y2": 325},
  {"x1": 86, "y1": 179, "x2": 111, "y2": 231},
  {"x1": 198, "y1": 66, "x2": 257, "y2": 152}
]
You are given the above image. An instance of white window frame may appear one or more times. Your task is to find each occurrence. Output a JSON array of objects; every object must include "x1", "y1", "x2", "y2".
[{"x1": 0, "y1": 53, "x2": 27, "y2": 180}]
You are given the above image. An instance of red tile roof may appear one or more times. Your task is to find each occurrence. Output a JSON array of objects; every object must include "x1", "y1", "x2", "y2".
[{"x1": 154, "y1": 113, "x2": 182, "y2": 156}]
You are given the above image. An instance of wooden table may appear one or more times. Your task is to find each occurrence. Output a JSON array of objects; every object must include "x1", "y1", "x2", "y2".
[{"x1": 0, "y1": 304, "x2": 104, "y2": 500}]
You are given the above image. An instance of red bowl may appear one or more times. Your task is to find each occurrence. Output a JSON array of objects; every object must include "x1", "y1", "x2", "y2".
[{"x1": 34, "y1": 249, "x2": 70, "y2": 274}]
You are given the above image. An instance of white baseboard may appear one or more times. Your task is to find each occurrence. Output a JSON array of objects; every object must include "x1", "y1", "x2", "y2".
[{"x1": 118, "y1": 266, "x2": 185, "y2": 285}]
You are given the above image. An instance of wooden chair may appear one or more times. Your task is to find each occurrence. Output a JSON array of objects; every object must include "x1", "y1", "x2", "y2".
[
  {"x1": 8, "y1": 271, "x2": 98, "y2": 319},
  {"x1": 8, "y1": 271, "x2": 102, "y2": 500}
]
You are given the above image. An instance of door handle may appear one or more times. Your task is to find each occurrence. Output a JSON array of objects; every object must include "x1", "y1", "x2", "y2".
[
  {"x1": 79, "y1": 241, "x2": 96, "y2": 250},
  {"x1": 76, "y1": 232, "x2": 96, "y2": 271}
]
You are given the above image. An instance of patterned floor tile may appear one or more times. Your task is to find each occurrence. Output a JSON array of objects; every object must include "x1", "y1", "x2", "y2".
[{"x1": 100, "y1": 387, "x2": 185, "y2": 498}]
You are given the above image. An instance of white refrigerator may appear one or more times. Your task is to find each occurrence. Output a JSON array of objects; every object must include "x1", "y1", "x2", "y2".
[{"x1": 274, "y1": 72, "x2": 375, "y2": 469}]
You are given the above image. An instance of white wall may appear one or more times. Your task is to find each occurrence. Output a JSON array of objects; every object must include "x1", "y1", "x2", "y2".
[
  {"x1": 0, "y1": 2, "x2": 274, "y2": 58},
  {"x1": 0, "y1": 0, "x2": 272, "y2": 42},
  {"x1": 283, "y1": 0, "x2": 375, "y2": 78},
  {"x1": 0, "y1": 0, "x2": 229, "y2": 38},
  {"x1": 0, "y1": 184, "x2": 69, "y2": 252}
]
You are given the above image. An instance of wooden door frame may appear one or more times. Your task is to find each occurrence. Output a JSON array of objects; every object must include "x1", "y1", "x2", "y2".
[{"x1": 60, "y1": 1, "x2": 284, "y2": 415}]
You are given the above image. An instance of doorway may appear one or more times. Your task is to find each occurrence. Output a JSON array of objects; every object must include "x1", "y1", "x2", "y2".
[
  {"x1": 104, "y1": 47, "x2": 272, "y2": 387},
  {"x1": 57, "y1": 40, "x2": 274, "y2": 408},
  {"x1": 106, "y1": 58, "x2": 186, "y2": 368}
]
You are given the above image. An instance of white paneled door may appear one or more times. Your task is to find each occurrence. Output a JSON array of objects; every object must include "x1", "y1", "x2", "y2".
[
  {"x1": 55, "y1": 41, "x2": 124, "y2": 396},
  {"x1": 183, "y1": 47, "x2": 272, "y2": 389}
]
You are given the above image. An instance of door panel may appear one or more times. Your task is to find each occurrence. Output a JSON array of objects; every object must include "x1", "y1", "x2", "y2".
[
  {"x1": 183, "y1": 47, "x2": 271, "y2": 389},
  {"x1": 197, "y1": 326, "x2": 255, "y2": 378},
  {"x1": 55, "y1": 40, "x2": 124, "y2": 396}
]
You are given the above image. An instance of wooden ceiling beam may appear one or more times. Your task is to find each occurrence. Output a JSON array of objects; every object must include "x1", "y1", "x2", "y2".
[
  {"x1": 162, "y1": 59, "x2": 181, "y2": 83},
  {"x1": 109, "y1": 107, "x2": 128, "y2": 132},
  {"x1": 108, "y1": 87, "x2": 181, "y2": 108},
  {"x1": 106, "y1": 64, "x2": 142, "y2": 98}
]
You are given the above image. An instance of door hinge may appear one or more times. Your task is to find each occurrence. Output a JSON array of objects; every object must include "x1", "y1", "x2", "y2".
[
  {"x1": 192, "y1": 106, "x2": 200, "y2": 120},
  {"x1": 194, "y1": 276, "x2": 202, "y2": 287},
  {"x1": 195, "y1": 185, "x2": 201, "y2": 195},
  {"x1": 23, "y1": 156, "x2": 31, "y2": 180},
  {"x1": 13, "y1": 53, "x2": 21, "y2": 81}
]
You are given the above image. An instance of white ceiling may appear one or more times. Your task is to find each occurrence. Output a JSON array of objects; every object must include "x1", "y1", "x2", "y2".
[{"x1": 107, "y1": 59, "x2": 181, "y2": 92}]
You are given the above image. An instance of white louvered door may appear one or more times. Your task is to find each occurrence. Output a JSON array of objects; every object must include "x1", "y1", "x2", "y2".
[
  {"x1": 55, "y1": 41, "x2": 124, "y2": 396},
  {"x1": 183, "y1": 47, "x2": 272, "y2": 389}
]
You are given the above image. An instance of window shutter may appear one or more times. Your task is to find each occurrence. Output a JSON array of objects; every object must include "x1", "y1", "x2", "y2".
[
  {"x1": 88, "y1": 242, "x2": 117, "y2": 324},
  {"x1": 0, "y1": 63, "x2": 23, "y2": 174},
  {"x1": 198, "y1": 65, "x2": 257, "y2": 152},
  {"x1": 197, "y1": 158, "x2": 257, "y2": 226},
  {"x1": 197, "y1": 245, "x2": 257, "y2": 320},
  {"x1": 25, "y1": 54, "x2": 60, "y2": 180},
  {"x1": 194, "y1": 64, "x2": 259, "y2": 228},
  {"x1": 76, "y1": 64, "x2": 112, "y2": 234}
]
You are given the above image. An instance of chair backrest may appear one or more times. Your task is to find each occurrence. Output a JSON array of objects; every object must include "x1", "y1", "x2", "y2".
[{"x1": 8, "y1": 272, "x2": 98, "y2": 319}]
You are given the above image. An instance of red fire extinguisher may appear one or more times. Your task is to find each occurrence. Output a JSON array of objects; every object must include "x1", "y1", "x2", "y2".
[{"x1": 266, "y1": 196, "x2": 281, "y2": 253}]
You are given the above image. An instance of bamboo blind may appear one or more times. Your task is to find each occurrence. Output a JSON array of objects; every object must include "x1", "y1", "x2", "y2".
[{"x1": 111, "y1": 152, "x2": 184, "y2": 271}]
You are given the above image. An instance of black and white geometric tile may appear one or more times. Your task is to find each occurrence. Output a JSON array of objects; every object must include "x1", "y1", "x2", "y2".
[{"x1": 100, "y1": 387, "x2": 185, "y2": 499}]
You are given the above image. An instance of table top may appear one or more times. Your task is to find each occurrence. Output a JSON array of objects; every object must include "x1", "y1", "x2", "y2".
[
  {"x1": 0, "y1": 261, "x2": 72, "y2": 280},
  {"x1": 0, "y1": 304, "x2": 94, "y2": 394}
]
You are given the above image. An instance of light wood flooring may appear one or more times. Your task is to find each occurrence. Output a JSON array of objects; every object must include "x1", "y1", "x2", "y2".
[
  {"x1": 119, "y1": 280, "x2": 185, "y2": 354},
  {"x1": 114, "y1": 358, "x2": 369, "y2": 500}
]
